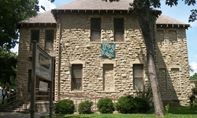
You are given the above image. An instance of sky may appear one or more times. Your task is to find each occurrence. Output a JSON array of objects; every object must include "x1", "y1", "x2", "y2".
[{"x1": 12, "y1": 0, "x2": 197, "y2": 75}]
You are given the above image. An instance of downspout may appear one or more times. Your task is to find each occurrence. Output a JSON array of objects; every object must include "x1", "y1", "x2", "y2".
[{"x1": 58, "y1": 14, "x2": 63, "y2": 101}]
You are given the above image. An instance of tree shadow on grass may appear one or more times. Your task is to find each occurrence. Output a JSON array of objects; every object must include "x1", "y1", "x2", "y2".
[
  {"x1": 50, "y1": 114, "x2": 93, "y2": 118},
  {"x1": 63, "y1": 115, "x2": 92, "y2": 118},
  {"x1": 167, "y1": 106, "x2": 197, "y2": 114}
]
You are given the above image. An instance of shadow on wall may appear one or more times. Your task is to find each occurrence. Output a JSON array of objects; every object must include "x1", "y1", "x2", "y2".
[
  {"x1": 136, "y1": 29, "x2": 180, "y2": 106},
  {"x1": 155, "y1": 42, "x2": 179, "y2": 106},
  {"x1": 155, "y1": 29, "x2": 184, "y2": 106}
]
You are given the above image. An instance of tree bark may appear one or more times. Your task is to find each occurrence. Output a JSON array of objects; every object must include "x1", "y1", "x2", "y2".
[{"x1": 136, "y1": 8, "x2": 165, "y2": 117}]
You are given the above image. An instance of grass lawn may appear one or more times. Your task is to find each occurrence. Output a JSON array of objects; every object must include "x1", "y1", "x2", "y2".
[
  {"x1": 42, "y1": 106, "x2": 197, "y2": 118},
  {"x1": 43, "y1": 113, "x2": 197, "y2": 118}
]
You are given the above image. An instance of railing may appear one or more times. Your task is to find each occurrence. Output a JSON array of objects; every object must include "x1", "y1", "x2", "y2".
[
  {"x1": 0, "y1": 93, "x2": 17, "y2": 105},
  {"x1": 0, "y1": 92, "x2": 19, "y2": 111}
]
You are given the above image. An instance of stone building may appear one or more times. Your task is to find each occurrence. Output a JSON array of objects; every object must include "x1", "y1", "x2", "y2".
[{"x1": 17, "y1": 0, "x2": 193, "y2": 106}]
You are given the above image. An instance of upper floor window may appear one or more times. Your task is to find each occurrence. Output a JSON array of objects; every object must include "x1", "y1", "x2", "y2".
[
  {"x1": 168, "y1": 30, "x2": 177, "y2": 43},
  {"x1": 31, "y1": 30, "x2": 40, "y2": 43},
  {"x1": 45, "y1": 30, "x2": 54, "y2": 50},
  {"x1": 114, "y1": 18, "x2": 124, "y2": 42},
  {"x1": 90, "y1": 18, "x2": 101, "y2": 42}
]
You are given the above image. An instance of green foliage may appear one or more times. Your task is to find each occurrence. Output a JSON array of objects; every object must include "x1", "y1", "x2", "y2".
[
  {"x1": 0, "y1": 49, "x2": 17, "y2": 88},
  {"x1": 134, "y1": 97, "x2": 150, "y2": 113},
  {"x1": 42, "y1": 105, "x2": 197, "y2": 117},
  {"x1": 167, "y1": 105, "x2": 197, "y2": 114},
  {"x1": 189, "y1": 9, "x2": 197, "y2": 22},
  {"x1": 190, "y1": 73, "x2": 197, "y2": 80},
  {"x1": 0, "y1": 0, "x2": 55, "y2": 50},
  {"x1": 116, "y1": 95, "x2": 136, "y2": 113},
  {"x1": 97, "y1": 98, "x2": 114, "y2": 113},
  {"x1": 78, "y1": 100, "x2": 93, "y2": 114},
  {"x1": 136, "y1": 87, "x2": 153, "y2": 104},
  {"x1": 116, "y1": 95, "x2": 150, "y2": 113},
  {"x1": 0, "y1": 0, "x2": 38, "y2": 50},
  {"x1": 191, "y1": 87, "x2": 197, "y2": 95},
  {"x1": 190, "y1": 87, "x2": 197, "y2": 109},
  {"x1": 55, "y1": 99, "x2": 75, "y2": 114}
]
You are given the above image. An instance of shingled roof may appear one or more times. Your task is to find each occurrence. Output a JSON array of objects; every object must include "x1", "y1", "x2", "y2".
[
  {"x1": 55, "y1": 0, "x2": 133, "y2": 11},
  {"x1": 157, "y1": 15, "x2": 189, "y2": 27},
  {"x1": 19, "y1": 0, "x2": 189, "y2": 28},
  {"x1": 19, "y1": 11, "x2": 56, "y2": 27}
]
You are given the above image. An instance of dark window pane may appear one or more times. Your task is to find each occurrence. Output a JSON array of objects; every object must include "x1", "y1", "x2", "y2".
[
  {"x1": 91, "y1": 18, "x2": 101, "y2": 41},
  {"x1": 114, "y1": 18, "x2": 124, "y2": 42},
  {"x1": 134, "y1": 78, "x2": 144, "y2": 91},
  {"x1": 31, "y1": 30, "x2": 40, "y2": 42},
  {"x1": 159, "y1": 68, "x2": 167, "y2": 90},
  {"x1": 71, "y1": 64, "x2": 82, "y2": 90},
  {"x1": 133, "y1": 64, "x2": 144, "y2": 90},
  {"x1": 45, "y1": 30, "x2": 54, "y2": 50},
  {"x1": 133, "y1": 64, "x2": 143, "y2": 78}
]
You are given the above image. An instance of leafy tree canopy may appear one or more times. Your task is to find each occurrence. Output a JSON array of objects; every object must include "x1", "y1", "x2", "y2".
[
  {"x1": 0, "y1": 49, "x2": 17, "y2": 88},
  {"x1": 0, "y1": 0, "x2": 37, "y2": 50},
  {"x1": 132, "y1": 0, "x2": 196, "y2": 21},
  {"x1": 0, "y1": 0, "x2": 55, "y2": 51},
  {"x1": 190, "y1": 73, "x2": 197, "y2": 80}
]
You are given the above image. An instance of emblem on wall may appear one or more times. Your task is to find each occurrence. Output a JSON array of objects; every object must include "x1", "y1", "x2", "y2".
[{"x1": 101, "y1": 42, "x2": 116, "y2": 58}]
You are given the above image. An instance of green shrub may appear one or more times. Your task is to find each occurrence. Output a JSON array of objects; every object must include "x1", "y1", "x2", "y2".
[
  {"x1": 192, "y1": 87, "x2": 197, "y2": 95},
  {"x1": 55, "y1": 99, "x2": 75, "y2": 114},
  {"x1": 116, "y1": 95, "x2": 136, "y2": 113},
  {"x1": 97, "y1": 98, "x2": 114, "y2": 113},
  {"x1": 134, "y1": 97, "x2": 150, "y2": 113},
  {"x1": 116, "y1": 95, "x2": 150, "y2": 113},
  {"x1": 78, "y1": 100, "x2": 93, "y2": 114}
]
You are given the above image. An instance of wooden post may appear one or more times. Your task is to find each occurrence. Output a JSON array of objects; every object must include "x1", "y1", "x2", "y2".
[
  {"x1": 49, "y1": 57, "x2": 55, "y2": 118},
  {"x1": 31, "y1": 41, "x2": 37, "y2": 118}
]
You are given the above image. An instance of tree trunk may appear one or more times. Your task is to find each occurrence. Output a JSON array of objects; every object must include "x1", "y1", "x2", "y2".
[
  {"x1": 136, "y1": 9, "x2": 165, "y2": 117},
  {"x1": 147, "y1": 53, "x2": 164, "y2": 117}
]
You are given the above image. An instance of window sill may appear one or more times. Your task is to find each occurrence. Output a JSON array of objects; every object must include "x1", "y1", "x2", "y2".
[
  {"x1": 70, "y1": 90, "x2": 84, "y2": 93},
  {"x1": 90, "y1": 42, "x2": 128, "y2": 44},
  {"x1": 97, "y1": 91, "x2": 117, "y2": 93}
]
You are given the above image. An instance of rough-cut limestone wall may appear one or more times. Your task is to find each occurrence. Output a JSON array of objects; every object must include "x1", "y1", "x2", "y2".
[
  {"x1": 54, "y1": 14, "x2": 149, "y2": 101},
  {"x1": 16, "y1": 27, "x2": 55, "y2": 103},
  {"x1": 16, "y1": 15, "x2": 192, "y2": 106},
  {"x1": 156, "y1": 28, "x2": 194, "y2": 105}
]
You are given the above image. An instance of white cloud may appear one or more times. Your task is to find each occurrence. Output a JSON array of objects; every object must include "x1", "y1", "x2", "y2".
[
  {"x1": 10, "y1": 44, "x2": 18, "y2": 54},
  {"x1": 190, "y1": 61, "x2": 197, "y2": 75},
  {"x1": 38, "y1": 0, "x2": 56, "y2": 13}
]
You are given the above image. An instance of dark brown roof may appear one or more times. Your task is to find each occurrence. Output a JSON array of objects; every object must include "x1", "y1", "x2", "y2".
[
  {"x1": 19, "y1": 0, "x2": 189, "y2": 27},
  {"x1": 55, "y1": 0, "x2": 133, "y2": 11},
  {"x1": 19, "y1": 11, "x2": 56, "y2": 26},
  {"x1": 20, "y1": 11, "x2": 189, "y2": 26},
  {"x1": 157, "y1": 15, "x2": 189, "y2": 26}
]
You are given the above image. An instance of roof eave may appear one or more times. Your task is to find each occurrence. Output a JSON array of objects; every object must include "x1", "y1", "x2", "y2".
[
  {"x1": 51, "y1": 9, "x2": 133, "y2": 15},
  {"x1": 156, "y1": 23, "x2": 190, "y2": 29},
  {"x1": 18, "y1": 22, "x2": 57, "y2": 28}
]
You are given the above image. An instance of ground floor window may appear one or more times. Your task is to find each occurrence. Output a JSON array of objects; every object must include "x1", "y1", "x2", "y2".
[
  {"x1": 133, "y1": 64, "x2": 144, "y2": 91},
  {"x1": 103, "y1": 64, "x2": 114, "y2": 91},
  {"x1": 71, "y1": 64, "x2": 82, "y2": 91},
  {"x1": 159, "y1": 68, "x2": 167, "y2": 90}
]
